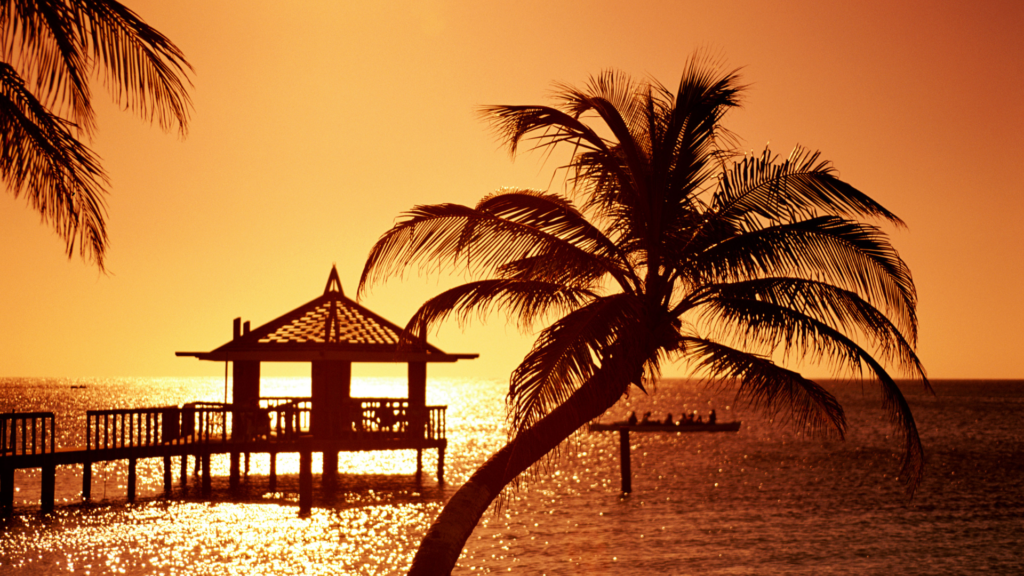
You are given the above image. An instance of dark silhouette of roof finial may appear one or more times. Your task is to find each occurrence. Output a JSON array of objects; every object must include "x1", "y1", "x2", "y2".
[{"x1": 324, "y1": 264, "x2": 344, "y2": 296}]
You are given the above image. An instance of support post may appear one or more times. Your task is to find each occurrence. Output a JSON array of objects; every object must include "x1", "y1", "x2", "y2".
[
  {"x1": 437, "y1": 445, "x2": 445, "y2": 484},
  {"x1": 229, "y1": 451, "x2": 240, "y2": 492},
  {"x1": 201, "y1": 452, "x2": 211, "y2": 497},
  {"x1": 407, "y1": 362, "x2": 427, "y2": 442},
  {"x1": 127, "y1": 457, "x2": 137, "y2": 503},
  {"x1": 322, "y1": 451, "x2": 338, "y2": 489},
  {"x1": 179, "y1": 454, "x2": 188, "y2": 488},
  {"x1": 163, "y1": 455, "x2": 172, "y2": 496},
  {"x1": 244, "y1": 452, "x2": 250, "y2": 476},
  {"x1": 269, "y1": 452, "x2": 277, "y2": 492},
  {"x1": 619, "y1": 428, "x2": 632, "y2": 494},
  {"x1": 0, "y1": 465, "x2": 13, "y2": 518},
  {"x1": 82, "y1": 461, "x2": 92, "y2": 500},
  {"x1": 41, "y1": 463, "x2": 55, "y2": 513},
  {"x1": 299, "y1": 449, "x2": 312, "y2": 515},
  {"x1": 416, "y1": 448, "x2": 423, "y2": 476}
]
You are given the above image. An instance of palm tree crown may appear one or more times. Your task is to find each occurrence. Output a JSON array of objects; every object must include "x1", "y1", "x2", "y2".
[
  {"x1": 361, "y1": 55, "x2": 928, "y2": 574},
  {"x1": 1, "y1": 0, "x2": 192, "y2": 269}
]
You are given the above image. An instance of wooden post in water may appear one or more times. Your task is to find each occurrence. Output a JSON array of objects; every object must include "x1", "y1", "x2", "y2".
[
  {"x1": 437, "y1": 445, "x2": 445, "y2": 484},
  {"x1": 229, "y1": 451, "x2": 240, "y2": 492},
  {"x1": 163, "y1": 455, "x2": 172, "y2": 496},
  {"x1": 41, "y1": 463, "x2": 55, "y2": 512},
  {"x1": 1, "y1": 464, "x2": 13, "y2": 518},
  {"x1": 416, "y1": 448, "x2": 423, "y2": 476},
  {"x1": 179, "y1": 454, "x2": 188, "y2": 488},
  {"x1": 127, "y1": 457, "x2": 137, "y2": 503},
  {"x1": 201, "y1": 452, "x2": 211, "y2": 497},
  {"x1": 82, "y1": 461, "x2": 92, "y2": 500},
  {"x1": 299, "y1": 449, "x2": 312, "y2": 515},
  {"x1": 322, "y1": 451, "x2": 338, "y2": 489},
  {"x1": 619, "y1": 428, "x2": 632, "y2": 494},
  {"x1": 268, "y1": 452, "x2": 277, "y2": 492}
]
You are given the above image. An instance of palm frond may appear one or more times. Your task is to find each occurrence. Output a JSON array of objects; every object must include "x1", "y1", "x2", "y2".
[
  {"x1": 403, "y1": 279, "x2": 594, "y2": 338},
  {"x1": 508, "y1": 293, "x2": 644, "y2": 438},
  {"x1": 77, "y1": 0, "x2": 192, "y2": 135},
  {"x1": 680, "y1": 337, "x2": 846, "y2": 439},
  {"x1": 0, "y1": 0, "x2": 95, "y2": 132},
  {"x1": 696, "y1": 278, "x2": 925, "y2": 378},
  {"x1": 714, "y1": 146, "x2": 904, "y2": 227},
  {"x1": 358, "y1": 189, "x2": 637, "y2": 296},
  {"x1": 690, "y1": 216, "x2": 918, "y2": 344},
  {"x1": 0, "y1": 61, "x2": 107, "y2": 267},
  {"x1": 691, "y1": 291, "x2": 926, "y2": 494}
]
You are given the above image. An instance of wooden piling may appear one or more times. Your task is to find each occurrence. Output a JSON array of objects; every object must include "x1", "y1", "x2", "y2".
[
  {"x1": 1, "y1": 465, "x2": 13, "y2": 518},
  {"x1": 201, "y1": 452, "x2": 211, "y2": 497},
  {"x1": 41, "y1": 463, "x2": 55, "y2": 512},
  {"x1": 82, "y1": 461, "x2": 92, "y2": 500},
  {"x1": 179, "y1": 454, "x2": 188, "y2": 488},
  {"x1": 268, "y1": 452, "x2": 277, "y2": 492},
  {"x1": 163, "y1": 455, "x2": 172, "y2": 496},
  {"x1": 127, "y1": 457, "x2": 137, "y2": 503},
  {"x1": 437, "y1": 445, "x2": 445, "y2": 484},
  {"x1": 619, "y1": 429, "x2": 632, "y2": 494},
  {"x1": 229, "y1": 451, "x2": 240, "y2": 492},
  {"x1": 322, "y1": 451, "x2": 338, "y2": 489},
  {"x1": 416, "y1": 448, "x2": 423, "y2": 476},
  {"x1": 299, "y1": 449, "x2": 312, "y2": 515}
]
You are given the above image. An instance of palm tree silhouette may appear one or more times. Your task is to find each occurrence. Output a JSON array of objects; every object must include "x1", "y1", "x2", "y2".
[
  {"x1": 360, "y1": 54, "x2": 928, "y2": 575},
  {"x1": 0, "y1": 0, "x2": 192, "y2": 270}
]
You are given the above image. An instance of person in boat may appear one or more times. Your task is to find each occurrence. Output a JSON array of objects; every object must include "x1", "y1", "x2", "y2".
[
  {"x1": 627, "y1": 411, "x2": 638, "y2": 426},
  {"x1": 695, "y1": 413, "x2": 703, "y2": 424},
  {"x1": 640, "y1": 411, "x2": 653, "y2": 425},
  {"x1": 663, "y1": 413, "x2": 673, "y2": 425},
  {"x1": 708, "y1": 409, "x2": 717, "y2": 425}
]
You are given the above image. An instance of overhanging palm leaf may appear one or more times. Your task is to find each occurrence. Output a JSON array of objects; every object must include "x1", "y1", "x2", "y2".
[
  {"x1": 1, "y1": 0, "x2": 192, "y2": 135},
  {"x1": 692, "y1": 288, "x2": 925, "y2": 488},
  {"x1": 359, "y1": 189, "x2": 637, "y2": 294},
  {"x1": 679, "y1": 337, "x2": 847, "y2": 439},
  {"x1": 0, "y1": 0, "x2": 192, "y2": 269},
  {"x1": 0, "y1": 60, "x2": 106, "y2": 264},
  {"x1": 689, "y1": 216, "x2": 918, "y2": 343}
]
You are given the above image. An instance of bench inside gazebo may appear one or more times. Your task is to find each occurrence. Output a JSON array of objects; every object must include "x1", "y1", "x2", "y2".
[{"x1": 176, "y1": 266, "x2": 476, "y2": 482}]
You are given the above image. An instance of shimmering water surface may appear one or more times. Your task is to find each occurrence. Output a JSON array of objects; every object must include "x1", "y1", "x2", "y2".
[{"x1": 1, "y1": 377, "x2": 1022, "y2": 574}]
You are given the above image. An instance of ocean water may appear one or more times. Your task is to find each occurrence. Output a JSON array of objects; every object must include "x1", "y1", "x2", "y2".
[{"x1": 0, "y1": 376, "x2": 1022, "y2": 575}]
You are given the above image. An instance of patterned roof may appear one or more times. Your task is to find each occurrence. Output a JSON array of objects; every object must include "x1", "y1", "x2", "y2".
[
  {"x1": 258, "y1": 298, "x2": 400, "y2": 345},
  {"x1": 176, "y1": 266, "x2": 476, "y2": 363}
]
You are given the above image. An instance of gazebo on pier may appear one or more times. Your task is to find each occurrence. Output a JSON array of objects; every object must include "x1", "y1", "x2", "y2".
[{"x1": 176, "y1": 265, "x2": 476, "y2": 484}]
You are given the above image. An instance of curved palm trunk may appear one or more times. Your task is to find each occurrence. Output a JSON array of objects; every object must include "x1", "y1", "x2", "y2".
[{"x1": 408, "y1": 370, "x2": 632, "y2": 575}]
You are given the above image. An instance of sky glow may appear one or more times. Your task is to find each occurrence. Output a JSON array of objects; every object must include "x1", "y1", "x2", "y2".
[{"x1": 1, "y1": 0, "x2": 1021, "y2": 379}]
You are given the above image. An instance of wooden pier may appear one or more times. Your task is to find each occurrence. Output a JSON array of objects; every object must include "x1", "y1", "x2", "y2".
[
  {"x1": 589, "y1": 420, "x2": 741, "y2": 493},
  {"x1": 2, "y1": 266, "x2": 476, "y2": 517},
  {"x1": 1, "y1": 398, "x2": 448, "y2": 517}
]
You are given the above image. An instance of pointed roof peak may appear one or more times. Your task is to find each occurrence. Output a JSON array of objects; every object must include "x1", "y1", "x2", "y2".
[{"x1": 324, "y1": 264, "x2": 344, "y2": 296}]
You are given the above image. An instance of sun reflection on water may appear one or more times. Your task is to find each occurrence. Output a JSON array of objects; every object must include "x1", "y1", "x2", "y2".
[{"x1": 1, "y1": 378, "x2": 1023, "y2": 574}]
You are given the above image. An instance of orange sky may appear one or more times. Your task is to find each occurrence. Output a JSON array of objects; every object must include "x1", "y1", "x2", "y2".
[{"x1": 1, "y1": 0, "x2": 1022, "y2": 380}]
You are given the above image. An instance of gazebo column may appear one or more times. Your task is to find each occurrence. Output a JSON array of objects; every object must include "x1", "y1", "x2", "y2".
[
  {"x1": 232, "y1": 360, "x2": 261, "y2": 442},
  {"x1": 311, "y1": 360, "x2": 351, "y2": 440},
  {"x1": 408, "y1": 362, "x2": 427, "y2": 443},
  {"x1": 232, "y1": 361, "x2": 261, "y2": 408}
]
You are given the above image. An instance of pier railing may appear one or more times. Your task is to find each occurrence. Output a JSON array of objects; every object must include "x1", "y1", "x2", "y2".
[
  {"x1": 260, "y1": 397, "x2": 312, "y2": 440},
  {"x1": 86, "y1": 407, "x2": 182, "y2": 450},
  {"x1": 69, "y1": 399, "x2": 447, "y2": 452},
  {"x1": 0, "y1": 412, "x2": 56, "y2": 456}
]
